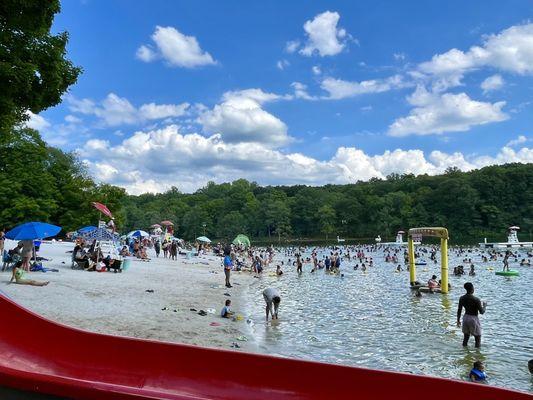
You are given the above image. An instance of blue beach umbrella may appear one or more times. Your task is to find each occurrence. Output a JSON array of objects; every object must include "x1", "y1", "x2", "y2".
[
  {"x1": 127, "y1": 230, "x2": 149, "y2": 238},
  {"x1": 80, "y1": 227, "x2": 119, "y2": 242},
  {"x1": 77, "y1": 226, "x2": 97, "y2": 234},
  {"x1": 5, "y1": 222, "x2": 61, "y2": 241}
]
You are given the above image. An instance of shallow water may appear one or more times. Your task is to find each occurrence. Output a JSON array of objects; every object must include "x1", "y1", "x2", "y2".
[{"x1": 244, "y1": 247, "x2": 533, "y2": 393}]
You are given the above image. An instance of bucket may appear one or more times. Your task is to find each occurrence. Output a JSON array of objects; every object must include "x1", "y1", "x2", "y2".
[{"x1": 122, "y1": 259, "x2": 131, "y2": 271}]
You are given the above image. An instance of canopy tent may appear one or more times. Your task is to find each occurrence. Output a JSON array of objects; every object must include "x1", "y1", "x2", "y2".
[
  {"x1": 91, "y1": 202, "x2": 113, "y2": 219},
  {"x1": 196, "y1": 236, "x2": 211, "y2": 243},
  {"x1": 5, "y1": 222, "x2": 61, "y2": 241},
  {"x1": 232, "y1": 234, "x2": 251, "y2": 247},
  {"x1": 127, "y1": 230, "x2": 149, "y2": 238},
  {"x1": 79, "y1": 227, "x2": 119, "y2": 243}
]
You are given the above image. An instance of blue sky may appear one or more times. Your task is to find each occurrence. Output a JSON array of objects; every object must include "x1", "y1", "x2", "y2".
[{"x1": 29, "y1": 1, "x2": 533, "y2": 193}]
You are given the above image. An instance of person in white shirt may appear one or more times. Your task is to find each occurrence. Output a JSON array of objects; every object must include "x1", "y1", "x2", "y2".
[{"x1": 263, "y1": 287, "x2": 281, "y2": 321}]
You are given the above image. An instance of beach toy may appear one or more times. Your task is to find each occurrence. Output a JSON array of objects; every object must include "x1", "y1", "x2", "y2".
[
  {"x1": 486, "y1": 267, "x2": 494, "y2": 271},
  {"x1": 122, "y1": 259, "x2": 131, "y2": 271},
  {"x1": 495, "y1": 270, "x2": 519, "y2": 276},
  {"x1": 235, "y1": 315, "x2": 244, "y2": 321}
]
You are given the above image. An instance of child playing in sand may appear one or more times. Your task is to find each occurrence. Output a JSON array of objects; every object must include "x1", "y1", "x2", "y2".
[
  {"x1": 221, "y1": 299, "x2": 234, "y2": 318},
  {"x1": 469, "y1": 361, "x2": 486, "y2": 382}
]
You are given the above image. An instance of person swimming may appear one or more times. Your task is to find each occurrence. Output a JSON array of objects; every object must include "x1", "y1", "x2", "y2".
[{"x1": 469, "y1": 361, "x2": 487, "y2": 382}]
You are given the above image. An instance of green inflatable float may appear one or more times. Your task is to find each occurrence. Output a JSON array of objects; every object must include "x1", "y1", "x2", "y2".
[{"x1": 495, "y1": 270, "x2": 519, "y2": 276}]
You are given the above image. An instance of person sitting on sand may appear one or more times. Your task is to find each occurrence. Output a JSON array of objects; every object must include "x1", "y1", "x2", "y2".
[
  {"x1": 396, "y1": 265, "x2": 402, "y2": 272},
  {"x1": 469, "y1": 264, "x2": 476, "y2": 276},
  {"x1": 263, "y1": 287, "x2": 281, "y2": 321},
  {"x1": 469, "y1": 361, "x2": 486, "y2": 382},
  {"x1": 276, "y1": 265, "x2": 283, "y2": 276},
  {"x1": 119, "y1": 246, "x2": 131, "y2": 257},
  {"x1": 10, "y1": 262, "x2": 49, "y2": 286},
  {"x1": 221, "y1": 299, "x2": 234, "y2": 318}
]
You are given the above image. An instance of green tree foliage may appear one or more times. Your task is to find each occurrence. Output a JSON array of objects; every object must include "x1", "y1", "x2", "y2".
[
  {"x1": 0, "y1": 129, "x2": 126, "y2": 233},
  {"x1": 122, "y1": 163, "x2": 532, "y2": 244},
  {"x1": 0, "y1": 0, "x2": 81, "y2": 131}
]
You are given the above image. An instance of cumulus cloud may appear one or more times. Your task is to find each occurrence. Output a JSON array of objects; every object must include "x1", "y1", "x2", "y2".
[
  {"x1": 26, "y1": 111, "x2": 51, "y2": 131},
  {"x1": 299, "y1": 11, "x2": 350, "y2": 57},
  {"x1": 388, "y1": 86, "x2": 508, "y2": 137},
  {"x1": 78, "y1": 124, "x2": 533, "y2": 194},
  {"x1": 505, "y1": 135, "x2": 529, "y2": 147},
  {"x1": 66, "y1": 93, "x2": 189, "y2": 127},
  {"x1": 481, "y1": 74, "x2": 504, "y2": 93},
  {"x1": 197, "y1": 89, "x2": 291, "y2": 146},
  {"x1": 136, "y1": 26, "x2": 216, "y2": 68},
  {"x1": 291, "y1": 82, "x2": 315, "y2": 100},
  {"x1": 321, "y1": 75, "x2": 410, "y2": 99},
  {"x1": 312, "y1": 65, "x2": 322, "y2": 75},
  {"x1": 417, "y1": 23, "x2": 533, "y2": 90}
]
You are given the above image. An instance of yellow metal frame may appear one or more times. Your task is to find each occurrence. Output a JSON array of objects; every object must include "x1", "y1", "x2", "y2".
[{"x1": 408, "y1": 227, "x2": 449, "y2": 294}]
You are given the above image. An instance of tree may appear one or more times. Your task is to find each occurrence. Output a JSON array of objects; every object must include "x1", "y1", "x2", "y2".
[
  {"x1": 0, "y1": 0, "x2": 81, "y2": 131},
  {"x1": 318, "y1": 205, "x2": 336, "y2": 239}
]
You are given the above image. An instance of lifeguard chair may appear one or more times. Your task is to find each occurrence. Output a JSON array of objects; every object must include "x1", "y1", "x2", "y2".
[{"x1": 408, "y1": 227, "x2": 449, "y2": 294}]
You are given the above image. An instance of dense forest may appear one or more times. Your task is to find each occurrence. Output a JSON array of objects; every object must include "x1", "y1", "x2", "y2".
[
  {"x1": 1, "y1": 2, "x2": 532, "y2": 245},
  {"x1": 121, "y1": 163, "x2": 533, "y2": 244}
]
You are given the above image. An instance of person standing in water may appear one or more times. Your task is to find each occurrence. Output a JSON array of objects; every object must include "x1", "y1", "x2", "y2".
[
  {"x1": 263, "y1": 287, "x2": 281, "y2": 321},
  {"x1": 457, "y1": 282, "x2": 486, "y2": 348},
  {"x1": 296, "y1": 254, "x2": 302, "y2": 274}
]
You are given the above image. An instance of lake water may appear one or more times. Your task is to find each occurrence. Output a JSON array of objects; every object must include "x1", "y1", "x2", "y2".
[{"x1": 244, "y1": 246, "x2": 533, "y2": 393}]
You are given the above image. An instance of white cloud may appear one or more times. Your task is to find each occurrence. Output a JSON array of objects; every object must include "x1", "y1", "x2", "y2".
[
  {"x1": 388, "y1": 86, "x2": 508, "y2": 137},
  {"x1": 417, "y1": 23, "x2": 533, "y2": 90},
  {"x1": 291, "y1": 82, "x2": 315, "y2": 100},
  {"x1": 276, "y1": 59, "x2": 290, "y2": 70},
  {"x1": 67, "y1": 93, "x2": 189, "y2": 127},
  {"x1": 393, "y1": 53, "x2": 406, "y2": 61},
  {"x1": 197, "y1": 89, "x2": 291, "y2": 146},
  {"x1": 321, "y1": 75, "x2": 410, "y2": 99},
  {"x1": 285, "y1": 40, "x2": 300, "y2": 53},
  {"x1": 136, "y1": 26, "x2": 216, "y2": 68},
  {"x1": 505, "y1": 135, "x2": 529, "y2": 147},
  {"x1": 64, "y1": 115, "x2": 82, "y2": 124},
  {"x1": 312, "y1": 66, "x2": 322, "y2": 75},
  {"x1": 481, "y1": 74, "x2": 504, "y2": 93},
  {"x1": 135, "y1": 45, "x2": 157, "y2": 62},
  {"x1": 26, "y1": 111, "x2": 51, "y2": 131},
  {"x1": 299, "y1": 11, "x2": 350, "y2": 57},
  {"x1": 78, "y1": 124, "x2": 533, "y2": 194},
  {"x1": 139, "y1": 103, "x2": 190, "y2": 120}
]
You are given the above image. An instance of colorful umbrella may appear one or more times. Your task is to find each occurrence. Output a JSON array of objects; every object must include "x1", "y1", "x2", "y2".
[
  {"x1": 232, "y1": 234, "x2": 251, "y2": 247},
  {"x1": 80, "y1": 227, "x2": 119, "y2": 242},
  {"x1": 196, "y1": 236, "x2": 211, "y2": 243},
  {"x1": 127, "y1": 230, "x2": 149, "y2": 238},
  {"x1": 91, "y1": 202, "x2": 113, "y2": 219},
  {"x1": 150, "y1": 223, "x2": 162, "y2": 228},
  {"x1": 5, "y1": 222, "x2": 61, "y2": 241},
  {"x1": 160, "y1": 220, "x2": 174, "y2": 226},
  {"x1": 78, "y1": 226, "x2": 97, "y2": 234}
]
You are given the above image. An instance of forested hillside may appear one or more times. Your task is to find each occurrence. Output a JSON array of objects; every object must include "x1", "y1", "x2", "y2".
[{"x1": 122, "y1": 163, "x2": 533, "y2": 243}]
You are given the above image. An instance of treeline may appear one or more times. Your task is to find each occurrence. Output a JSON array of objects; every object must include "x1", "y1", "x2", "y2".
[
  {"x1": 122, "y1": 163, "x2": 533, "y2": 244},
  {"x1": 0, "y1": 129, "x2": 127, "y2": 233}
]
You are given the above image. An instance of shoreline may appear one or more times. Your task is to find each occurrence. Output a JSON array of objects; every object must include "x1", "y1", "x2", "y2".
[{"x1": 1, "y1": 239, "x2": 261, "y2": 354}]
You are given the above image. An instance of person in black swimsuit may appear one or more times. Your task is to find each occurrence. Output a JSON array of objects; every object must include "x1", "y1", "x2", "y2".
[{"x1": 457, "y1": 282, "x2": 487, "y2": 348}]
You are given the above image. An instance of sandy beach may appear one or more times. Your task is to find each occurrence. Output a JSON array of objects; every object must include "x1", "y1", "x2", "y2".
[{"x1": 1, "y1": 239, "x2": 258, "y2": 353}]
